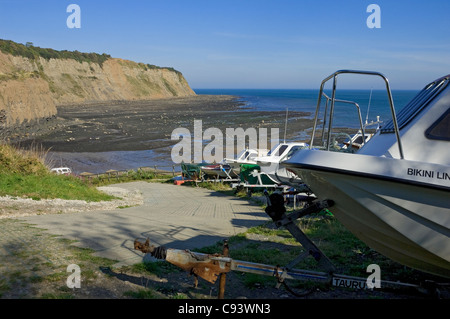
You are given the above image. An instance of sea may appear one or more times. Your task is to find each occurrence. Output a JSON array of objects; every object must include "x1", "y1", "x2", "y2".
[
  {"x1": 195, "y1": 88, "x2": 418, "y2": 129},
  {"x1": 53, "y1": 88, "x2": 419, "y2": 174}
]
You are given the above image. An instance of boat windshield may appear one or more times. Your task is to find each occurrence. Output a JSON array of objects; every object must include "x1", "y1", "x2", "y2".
[
  {"x1": 283, "y1": 146, "x2": 305, "y2": 161},
  {"x1": 267, "y1": 144, "x2": 280, "y2": 156},
  {"x1": 273, "y1": 145, "x2": 289, "y2": 157},
  {"x1": 235, "y1": 149, "x2": 248, "y2": 160},
  {"x1": 425, "y1": 107, "x2": 450, "y2": 141}
]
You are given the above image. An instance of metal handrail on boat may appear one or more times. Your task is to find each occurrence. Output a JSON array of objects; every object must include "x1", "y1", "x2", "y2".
[
  {"x1": 320, "y1": 92, "x2": 366, "y2": 148},
  {"x1": 310, "y1": 70, "x2": 404, "y2": 159}
]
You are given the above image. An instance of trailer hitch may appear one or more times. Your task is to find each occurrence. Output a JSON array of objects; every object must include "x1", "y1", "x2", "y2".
[
  {"x1": 133, "y1": 237, "x2": 335, "y2": 298},
  {"x1": 133, "y1": 238, "x2": 428, "y2": 298}
]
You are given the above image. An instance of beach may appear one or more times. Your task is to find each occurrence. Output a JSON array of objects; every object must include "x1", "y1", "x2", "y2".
[{"x1": 19, "y1": 95, "x2": 315, "y2": 174}]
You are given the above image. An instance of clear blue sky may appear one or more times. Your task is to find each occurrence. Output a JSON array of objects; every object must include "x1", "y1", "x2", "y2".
[{"x1": 1, "y1": 0, "x2": 449, "y2": 89}]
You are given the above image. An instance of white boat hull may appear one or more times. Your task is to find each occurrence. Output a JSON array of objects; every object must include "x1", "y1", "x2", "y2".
[
  {"x1": 252, "y1": 142, "x2": 308, "y2": 186},
  {"x1": 224, "y1": 149, "x2": 268, "y2": 174},
  {"x1": 258, "y1": 162, "x2": 301, "y2": 185},
  {"x1": 225, "y1": 159, "x2": 256, "y2": 173},
  {"x1": 285, "y1": 150, "x2": 450, "y2": 278}
]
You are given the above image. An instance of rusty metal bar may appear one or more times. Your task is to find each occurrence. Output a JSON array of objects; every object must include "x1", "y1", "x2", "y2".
[{"x1": 218, "y1": 240, "x2": 229, "y2": 299}]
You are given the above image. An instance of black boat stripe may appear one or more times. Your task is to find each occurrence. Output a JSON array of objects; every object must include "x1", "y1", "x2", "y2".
[{"x1": 284, "y1": 162, "x2": 450, "y2": 193}]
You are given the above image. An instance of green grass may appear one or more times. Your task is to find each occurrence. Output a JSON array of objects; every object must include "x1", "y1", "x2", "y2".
[
  {"x1": 128, "y1": 260, "x2": 182, "y2": 278},
  {"x1": 123, "y1": 289, "x2": 160, "y2": 299},
  {"x1": 90, "y1": 169, "x2": 175, "y2": 186},
  {"x1": 0, "y1": 143, "x2": 115, "y2": 201},
  {"x1": 0, "y1": 173, "x2": 115, "y2": 201}
]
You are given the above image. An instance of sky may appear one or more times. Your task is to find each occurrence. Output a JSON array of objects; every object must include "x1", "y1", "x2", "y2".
[{"x1": 0, "y1": 0, "x2": 450, "y2": 90}]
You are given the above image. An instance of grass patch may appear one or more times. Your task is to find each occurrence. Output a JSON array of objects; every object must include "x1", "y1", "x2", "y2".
[
  {"x1": 89, "y1": 169, "x2": 175, "y2": 187},
  {"x1": 0, "y1": 220, "x2": 120, "y2": 298},
  {"x1": 0, "y1": 143, "x2": 115, "y2": 201},
  {"x1": 0, "y1": 173, "x2": 115, "y2": 201},
  {"x1": 123, "y1": 289, "x2": 160, "y2": 299},
  {"x1": 235, "y1": 215, "x2": 436, "y2": 285},
  {"x1": 0, "y1": 143, "x2": 48, "y2": 175},
  {"x1": 128, "y1": 260, "x2": 182, "y2": 278},
  {"x1": 194, "y1": 181, "x2": 233, "y2": 192}
]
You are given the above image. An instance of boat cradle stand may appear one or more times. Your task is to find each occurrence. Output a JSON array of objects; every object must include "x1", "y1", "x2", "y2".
[
  {"x1": 134, "y1": 193, "x2": 442, "y2": 298},
  {"x1": 264, "y1": 191, "x2": 336, "y2": 274},
  {"x1": 262, "y1": 192, "x2": 449, "y2": 296}
]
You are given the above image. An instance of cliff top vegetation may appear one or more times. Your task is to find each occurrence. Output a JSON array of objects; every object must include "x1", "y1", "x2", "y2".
[
  {"x1": 0, "y1": 39, "x2": 111, "y2": 66},
  {"x1": 0, "y1": 39, "x2": 181, "y2": 74}
]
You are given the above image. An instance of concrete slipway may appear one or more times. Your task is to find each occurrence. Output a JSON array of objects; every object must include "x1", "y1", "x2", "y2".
[{"x1": 19, "y1": 182, "x2": 269, "y2": 267}]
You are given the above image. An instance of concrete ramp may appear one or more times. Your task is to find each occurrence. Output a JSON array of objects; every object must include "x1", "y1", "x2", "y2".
[{"x1": 20, "y1": 182, "x2": 269, "y2": 267}]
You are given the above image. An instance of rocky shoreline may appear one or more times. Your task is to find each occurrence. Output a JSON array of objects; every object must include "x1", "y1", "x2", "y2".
[{"x1": 9, "y1": 95, "x2": 315, "y2": 174}]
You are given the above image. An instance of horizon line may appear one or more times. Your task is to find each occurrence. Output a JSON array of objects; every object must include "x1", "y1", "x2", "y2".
[{"x1": 193, "y1": 88, "x2": 421, "y2": 91}]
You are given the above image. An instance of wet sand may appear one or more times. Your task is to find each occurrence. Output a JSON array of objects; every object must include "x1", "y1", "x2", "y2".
[{"x1": 19, "y1": 95, "x2": 316, "y2": 173}]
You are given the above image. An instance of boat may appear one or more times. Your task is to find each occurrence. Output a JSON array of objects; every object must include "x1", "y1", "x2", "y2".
[
  {"x1": 283, "y1": 70, "x2": 450, "y2": 278},
  {"x1": 223, "y1": 148, "x2": 268, "y2": 172},
  {"x1": 201, "y1": 163, "x2": 239, "y2": 180},
  {"x1": 181, "y1": 162, "x2": 238, "y2": 180},
  {"x1": 254, "y1": 142, "x2": 309, "y2": 185}
]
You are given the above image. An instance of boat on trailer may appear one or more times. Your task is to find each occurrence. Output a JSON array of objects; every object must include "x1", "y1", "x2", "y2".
[
  {"x1": 284, "y1": 70, "x2": 450, "y2": 279},
  {"x1": 201, "y1": 163, "x2": 239, "y2": 180},
  {"x1": 254, "y1": 142, "x2": 308, "y2": 186},
  {"x1": 223, "y1": 148, "x2": 268, "y2": 173}
]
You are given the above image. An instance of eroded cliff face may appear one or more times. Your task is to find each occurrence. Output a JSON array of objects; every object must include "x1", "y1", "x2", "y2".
[{"x1": 0, "y1": 50, "x2": 195, "y2": 129}]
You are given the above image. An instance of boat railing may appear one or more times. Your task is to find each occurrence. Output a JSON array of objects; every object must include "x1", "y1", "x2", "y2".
[
  {"x1": 310, "y1": 70, "x2": 404, "y2": 159},
  {"x1": 319, "y1": 92, "x2": 366, "y2": 148}
]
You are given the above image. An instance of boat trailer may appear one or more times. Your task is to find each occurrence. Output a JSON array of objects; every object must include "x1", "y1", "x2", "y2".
[{"x1": 134, "y1": 192, "x2": 445, "y2": 298}]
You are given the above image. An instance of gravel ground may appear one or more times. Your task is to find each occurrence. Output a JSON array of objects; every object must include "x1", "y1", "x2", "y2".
[{"x1": 0, "y1": 186, "x2": 144, "y2": 219}]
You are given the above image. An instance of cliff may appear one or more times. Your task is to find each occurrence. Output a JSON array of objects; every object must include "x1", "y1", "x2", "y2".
[{"x1": 0, "y1": 40, "x2": 196, "y2": 129}]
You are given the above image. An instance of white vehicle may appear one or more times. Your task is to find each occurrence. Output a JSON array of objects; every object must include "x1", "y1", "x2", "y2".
[{"x1": 50, "y1": 167, "x2": 72, "y2": 175}]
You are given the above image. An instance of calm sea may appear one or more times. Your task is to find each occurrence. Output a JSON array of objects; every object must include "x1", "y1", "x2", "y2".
[{"x1": 194, "y1": 89, "x2": 419, "y2": 129}]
